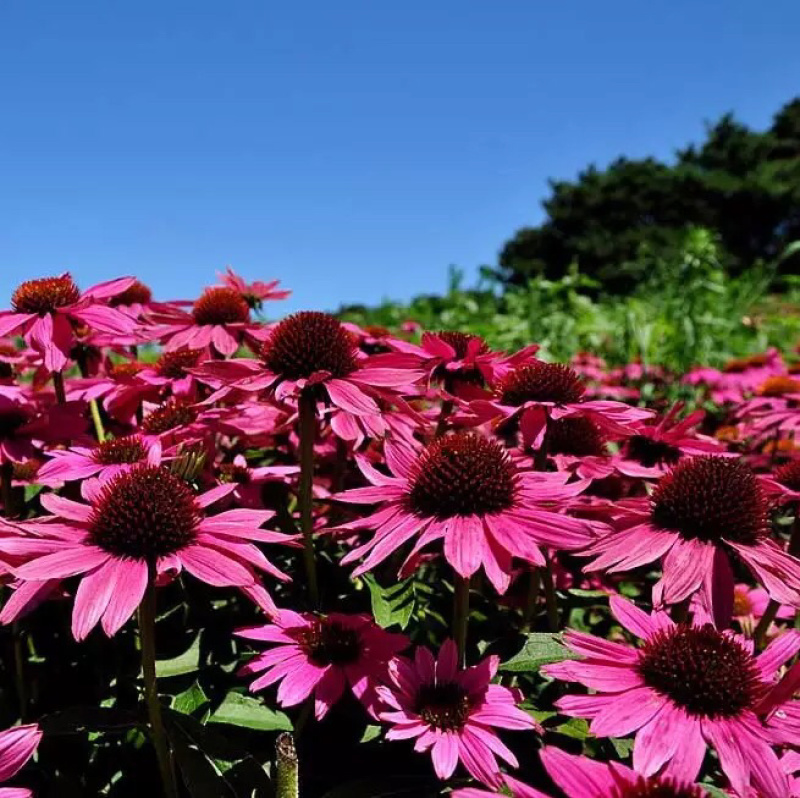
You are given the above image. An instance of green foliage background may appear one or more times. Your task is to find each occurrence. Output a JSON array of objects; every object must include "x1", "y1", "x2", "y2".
[{"x1": 340, "y1": 228, "x2": 800, "y2": 373}]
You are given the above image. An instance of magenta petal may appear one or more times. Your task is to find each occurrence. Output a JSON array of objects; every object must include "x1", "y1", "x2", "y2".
[
  {"x1": 444, "y1": 516, "x2": 483, "y2": 579},
  {"x1": 661, "y1": 537, "x2": 715, "y2": 604},
  {"x1": 0, "y1": 724, "x2": 42, "y2": 781},
  {"x1": 661, "y1": 713, "x2": 706, "y2": 784},
  {"x1": 632, "y1": 701, "x2": 685, "y2": 776},
  {"x1": 540, "y1": 746, "x2": 618, "y2": 797},
  {"x1": 588, "y1": 686, "x2": 666, "y2": 737},
  {"x1": 179, "y1": 544, "x2": 255, "y2": 587},
  {"x1": 326, "y1": 379, "x2": 380, "y2": 416},
  {"x1": 431, "y1": 733, "x2": 459, "y2": 780},
  {"x1": 15, "y1": 546, "x2": 111, "y2": 580},
  {"x1": 72, "y1": 559, "x2": 118, "y2": 640},
  {"x1": 100, "y1": 558, "x2": 148, "y2": 637}
]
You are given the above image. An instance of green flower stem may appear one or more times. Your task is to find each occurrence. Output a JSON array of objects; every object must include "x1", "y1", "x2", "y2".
[
  {"x1": 139, "y1": 561, "x2": 179, "y2": 798},
  {"x1": 753, "y1": 599, "x2": 781, "y2": 650},
  {"x1": 453, "y1": 574, "x2": 471, "y2": 666},
  {"x1": 298, "y1": 390, "x2": 320, "y2": 608}
]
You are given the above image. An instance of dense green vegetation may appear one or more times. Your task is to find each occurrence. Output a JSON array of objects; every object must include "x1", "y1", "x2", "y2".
[
  {"x1": 496, "y1": 97, "x2": 800, "y2": 294},
  {"x1": 340, "y1": 228, "x2": 800, "y2": 372}
]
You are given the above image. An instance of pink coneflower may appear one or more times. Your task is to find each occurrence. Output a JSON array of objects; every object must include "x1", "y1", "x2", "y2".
[
  {"x1": 333, "y1": 432, "x2": 596, "y2": 593},
  {"x1": 0, "y1": 723, "x2": 41, "y2": 798},
  {"x1": 469, "y1": 361, "x2": 651, "y2": 450},
  {"x1": 3, "y1": 464, "x2": 296, "y2": 639},
  {"x1": 154, "y1": 286, "x2": 262, "y2": 357},
  {"x1": 194, "y1": 311, "x2": 419, "y2": 417},
  {"x1": 580, "y1": 456, "x2": 800, "y2": 614},
  {"x1": 36, "y1": 435, "x2": 161, "y2": 486},
  {"x1": 542, "y1": 595, "x2": 798, "y2": 798},
  {"x1": 217, "y1": 267, "x2": 291, "y2": 309},
  {"x1": 683, "y1": 349, "x2": 786, "y2": 404},
  {"x1": 538, "y1": 746, "x2": 707, "y2": 798},
  {"x1": 135, "y1": 347, "x2": 207, "y2": 399},
  {"x1": 377, "y1": 639, "x2": 538, "y2": 788},
  {"x1": 369, "y1": 331, "x2": 538, "y2": 398},
  {"x1": 613, "y1": 404, "x2": 728, "y2": 479},
  {"x1": 237, "y1": 610, "x2": 408, "y2": 720},
  {"x1": 0, "y1": 274, "x2": 138, "y2": 372}
]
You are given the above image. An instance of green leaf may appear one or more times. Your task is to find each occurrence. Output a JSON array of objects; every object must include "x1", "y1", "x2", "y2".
[
  {"x1": 359, "y1": 725, "x2": 381, "y2": 743},
  {"x1": 173, "y1": 682, "x2": 211, "y2": 717},
  {"x1": 499, "y1": 633, "x2": 575, "y2": 673},
  {"x1": 208, "y1": 692, "x2": 292, "y2": 732},
  {"x1": 156, "y1": 633, "x2": 201, "y2": 678},
  {"x1": 553, "y1": 717, "x2": 589, "y2": 740},
  {"x1": 610, "y1": 737, "x2": 634, "y2": 758},
  {"x1": 702, "y1": 786, "x2": 729, "y2": 798},
  {"x1": 24, "y1": 484, "x2": 43, "y2": 502},
  {"x1": 363, "y1": 574, "x2": 415, "y2": 630}
]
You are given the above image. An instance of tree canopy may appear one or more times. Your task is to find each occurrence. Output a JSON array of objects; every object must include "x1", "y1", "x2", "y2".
[{"x1": 497, "y1": 98, "x2": 800, "y2": 293}]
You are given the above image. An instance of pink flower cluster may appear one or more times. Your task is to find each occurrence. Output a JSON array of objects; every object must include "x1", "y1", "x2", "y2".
[{"x1": 0, "y1": 269, "x2": 800, "y2": 795}]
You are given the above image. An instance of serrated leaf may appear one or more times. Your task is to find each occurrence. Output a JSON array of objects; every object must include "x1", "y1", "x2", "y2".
[
  {"x1": 208, "y1": 692, "x2": 292, "y2": 732},
  {"x1": 156, "y1": 633, "x2": 201, "y2": 678},
  {"x1": 363, "y1": 574, "x2": 415, "y2": 630},
  {"x1": 499, "y1": 633, "x2": 575, "y2": 673}
]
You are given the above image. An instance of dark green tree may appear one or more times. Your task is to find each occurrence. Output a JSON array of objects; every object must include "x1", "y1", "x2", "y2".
[{"x1": 497, "y1": 98, "x2": 800, "y2": 293}]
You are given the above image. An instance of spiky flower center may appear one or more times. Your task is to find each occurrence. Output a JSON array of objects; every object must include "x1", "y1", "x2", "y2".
[
  {"x1": 88, "y1": 466, "x2": 199, "y2": 559},
  {"x1": 651, "y1": 457, "x2": 767, "y2": 545},
  {"x1": 408, "y1": 432, "x2": 517, "y2": 518},
  {"x1": 615, "y1": 777, "x2": 704, "y2": 798},
  {"x1": 496, "y1": 362, "x2": 585, "y2": 406},
  {"x1": 547, "y1": 417, "x2": 606, "y2": 457},
  {"x1": 775, "y1": 460, "x2": 800, "y2": 492},
  {"x1": 261, "y1": 312, "x2": 357, "y2": 380},
  {"x1": 757, "y1": 376, "x2": 800, "y2": 397},
  {"x1": 436, "y1": 331, "x2": 489, "y2": 359},
  {"x1": 142, "y1": 399, "x2": 197, "y2": 434},
  {"x1": 295, "y1": 619, "x2": 361, "y2": 666},
  {"x1": 109, "y1": 280, "x2": 152, "y2": 307},
  {"x1": 11, "y1": 275, "x2": 80, "y2": 314},
  {"x1": 156, "y1": 347, "x2": 203, "y2": 378},
  {"x1": 192, "y1": 287, "x2": 250, "y2": 325},
  {"x1": 415, "y1": 682, "x2": 472, "y2": 731},
  {"x1": 637, "y1": 624, "x2": 760, "y2": 718},
  {"x1": 218, "y1": 463, "x2": 250, "y2": 484},
  {"x1": 626, "y1": 435, "x2": 682, "y2": 468},
  {"x1": 92, "y1": 436, "x2": 147, "y2": 465}
]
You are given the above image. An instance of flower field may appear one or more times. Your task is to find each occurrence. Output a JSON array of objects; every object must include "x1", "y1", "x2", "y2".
[{"x1": 1, "y1": 270, "x2": 800, "y2": 797}]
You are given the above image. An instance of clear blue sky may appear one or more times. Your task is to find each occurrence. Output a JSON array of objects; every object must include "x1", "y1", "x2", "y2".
[{"x1": 1, "y1": 1, "x2": 799, "y2": 313}]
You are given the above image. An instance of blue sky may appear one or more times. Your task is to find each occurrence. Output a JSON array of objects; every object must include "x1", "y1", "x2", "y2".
[{"x1": 1, "y1": 1, "x2": 798, "y2": 313}]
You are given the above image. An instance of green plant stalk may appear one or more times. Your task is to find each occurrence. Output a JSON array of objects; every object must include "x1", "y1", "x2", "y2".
[
  {"x1": 753, "y1": 599, "x2": 781, "y2": 650},
  {"x1": 139, "y1": 561, "x2": 179, "y2": 798},
  {"x1": 0, "y1": 462, "x2": 14, "y2": 519},
  {"x1": 276, "y1": 732, "x2": 299, "y2": 798},
  {"x1": 453, "y1": 574, "x2": 470, "y2": 666},
  {"x1": 89, "y1": 399, "x2": 106, "y2": 443},
  {"x1": 520, "y1": 567, "x2": 541, "y2": 632},
  {"x1": 298, "y1": 391, "x2": 320, "y2": 608},
  {"x1": 434, "y1": 399, "x2": 454, "y2": 438},
  {"x1": 541, "y1": 554, "x2": 559, "y2": 631}
]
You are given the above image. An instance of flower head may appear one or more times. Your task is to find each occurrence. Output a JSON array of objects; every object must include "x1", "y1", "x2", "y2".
[
  {"x1": 542, "y1": 596, "x2": 799, "y2": 798},
  {"x1": 581, "y1": 456, "x2": 800, "y2": 618},
  {"x1": 334, "y1": 432, "x2": 595, "y2": 593},
  {"x1": 237, "y1": 610, "x2": 407, "y2": 720},
  {"x1": 377, "y1": 640, "x2": 538, "y2": 788},
  {"x1": 3, "y1": 464, "x2": 297, "y2": 638}
]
